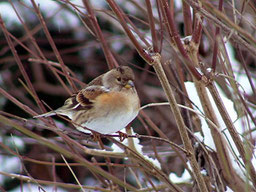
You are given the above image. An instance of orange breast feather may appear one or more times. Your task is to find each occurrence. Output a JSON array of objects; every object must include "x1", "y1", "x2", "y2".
[{"x1": 96, "y1": 92, "x2": 128, "y2": 109}]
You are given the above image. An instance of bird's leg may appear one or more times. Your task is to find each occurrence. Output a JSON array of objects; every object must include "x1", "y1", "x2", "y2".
[
  {"x1": 117, "y1": 131, "x2": 128, "y2": 142},
  {"x1": 91, "y1": 131, "x2": 101, "y2": 141}
]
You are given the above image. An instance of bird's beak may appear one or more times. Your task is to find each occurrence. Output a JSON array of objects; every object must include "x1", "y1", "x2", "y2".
[{"x1": 124, "y1": 80, "x2": 134, "y2": 89}]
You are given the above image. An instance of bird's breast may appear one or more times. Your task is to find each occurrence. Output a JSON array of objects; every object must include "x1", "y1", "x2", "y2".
[
  {"x1": 95, "y1": 91, "x2": 139, "y2": 112},
  {"x1": 75, "y1": 90, "x2": 140, "y2": 134}
]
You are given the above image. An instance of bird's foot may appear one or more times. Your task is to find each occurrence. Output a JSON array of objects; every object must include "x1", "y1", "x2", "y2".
[
  {"x1": 117, "y1": 131, "x2": 128, "y2": 142},
  {"x1": 91, "y1": 131, "x2": 101, "y2": 141}
]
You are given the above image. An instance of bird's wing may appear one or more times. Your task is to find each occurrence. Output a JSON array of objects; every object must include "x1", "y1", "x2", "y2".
[
  {"x1": 34, "y1": 86, "x2": 109, "y2": 118},
  {"x1": 76, "y1": 85, "x2": 109, "y2": 106},
  {"x1": 33, "y1": 95, "x2": 77, "y2": 118},
  {"x1": 56, "y1": 85, "x2": 109, "y2": 113}
]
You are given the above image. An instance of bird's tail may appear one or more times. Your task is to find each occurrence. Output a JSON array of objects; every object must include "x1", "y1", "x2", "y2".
[{"x1": 33, "y1": 111, "x2": 56, "y2": 118}]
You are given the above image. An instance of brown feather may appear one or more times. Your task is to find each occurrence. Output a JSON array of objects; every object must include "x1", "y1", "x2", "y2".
[
  {"x1": 76, "y1": 86, "x2": 109, "y2": 106},
  {"x1": 62, "y1": 96, "x2": 78, "y2": 109},
  {"x1": 86, "y1": 74, "x2": 103, "y2": 86},
  {"x1": 76, "y1": 91, "x2": 92, "y2": 106}
]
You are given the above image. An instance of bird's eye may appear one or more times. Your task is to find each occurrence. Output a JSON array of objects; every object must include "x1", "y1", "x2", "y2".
[{"x1": 117, "y1": 77, "x2": 121, "y2": 82}]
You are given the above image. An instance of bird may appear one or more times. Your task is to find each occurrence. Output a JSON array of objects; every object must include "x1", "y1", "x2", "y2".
[{"x1": 34, "y1": 66, "x2": 140, "y2": 134}]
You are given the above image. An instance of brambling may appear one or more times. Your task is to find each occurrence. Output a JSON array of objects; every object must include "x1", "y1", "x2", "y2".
[{"x1": 34, "y1": 66, "x2": 140, "y2": 134}]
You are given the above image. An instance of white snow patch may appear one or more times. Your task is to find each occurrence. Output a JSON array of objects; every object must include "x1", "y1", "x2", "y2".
[
  {"x1": 201, "y1": 169, "x2": 207, "y2": 176},
  {"x1": 111, "y1": 127, "x2": 161, "y2": 169},
  {"x1": 6, "y1": 136, "x2": 25, "y2": 149},
  {"x1": 111, "y1": 40, "x2": 124, "y2": 52},
  {"x1": 0, "y1": 156, "x2": 20, "y2": 185},
  {"x1": 225, "y1": 42, "x2": 253, "y2": 95},
  {"x1": 174, "y1": 0, "x2": 182, "y2": 9},
  {"x1": 226, "y1": 186, "x2": 234, "y2": 192},
  {"x1": 0, "y1": 3, "x2": 20, "y2": 29},
  {"x1": 169, "y1": 168, "x2": 191, "y2": 183},
  {"x1": 185, "y1": 81, "x2": 253, "y2": 179}
]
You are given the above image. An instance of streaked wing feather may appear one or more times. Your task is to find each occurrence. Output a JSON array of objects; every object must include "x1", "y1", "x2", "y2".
[
  {"x1": 76, "y1": 85, "x2": 109, "y2": 106},
  {"x1": 33, "y1": 96, "x2": 77, "y2": 118},
  {"x1": 33, "y1": 111, "x2": 56, "y2": 118},
  {"x1": 34, "y1": 80, "x2": 108, "y2": 118},
  {"x1": 61, "y1": 95, "x2": 78, "y2": 109}
]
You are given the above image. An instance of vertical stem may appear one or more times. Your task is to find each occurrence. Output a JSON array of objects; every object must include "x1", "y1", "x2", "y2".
[
  {"x1": 211, "y1": 0, "x2": 223, "y2": 72},
  {"x1": 191, "y1": 14, "x2": 203, "y2": 45},
  {"x1": 160, "y1": 0, "x2": 202, "y2": 80},
  {"x1": 161, "y1": 0, "x2": 189, "y2": 59},
  {"x1": 0, "y1": 15, "x2": 57, "y2": 118},
  {"x1": 182, "y1": 1, "x2": 193, "y2": 36},
  {"x1": 106, "y1": 0, "x2": 154, "y2": 64},
  {"x1": 31, "y1": 0, "x2": 77, "y2": 93},
  {"x1": 151, "y1": 54, "x2": 209, "y2": 192},
  {"x1": 145, "y1": 0, "x2": 159, "y2": 52},
  {"x1": 208, "y1": 82, "x2": 256, "y2": 189},
  {"x1": 83, "y1": 0, "x2": 118, "y2": 69}
]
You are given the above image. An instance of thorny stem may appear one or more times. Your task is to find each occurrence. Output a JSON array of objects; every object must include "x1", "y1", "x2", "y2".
[
  {"x1": 0, "y1": 115, "x2": 139, "y2": 191},
  {"x1": 185, "y1": 0, "x2": 256, "y2": 58},
  {"x1": 208, "y1": 82, "x2": 256, "y2": 189},
  {"x1": 191, "y1": 14, "x2": 203, "y2": 45},
  {"x1": 8, "y1": 0, "x2": 74, "y2": 98},
  {"x1": 106, "y1": 0, "x2": 154, "y2": 64},
  {"x1": 236, "y1": 46, "x2": 256, "y2": 97},
  {"x1": 109, "y1": 137, "x2": 183, "y2": 192},
  {"x1": 82, "y1": 0, "x2": 118, "y2": 69},
  {"x1": 160, "y1": 0, "x2": 188, "y2": 59},
  {"x1": 160, "y1": 0, "x2": 202, "y2": 80},
  {"x1": 211, "y1": 0, "x2": 223, "y2": 72},
  {"x1": 193, "y1": 80, "x2": 246, "y2": 191},
  {"x1": 201, "y1": 0, "x2": 256, "y2": 46},
  {"x1": 0, "y1": 15, "x2": 48, "y2": 115},
  {"x1": 150, "y1": 53, "x2": 209, "y2": 192},
  {"x1": 0, "y1": 171, "x2": 112, "y2": 191},
  {"x1": 182, "y1": 0, "x2": 193, "y2": 36},
  {"x1": 183, "y1": 7, "x2": 250, "y2": 189},
  {"x1": 30, "y1": 0, "x2": 77, "y2": 93},
  {"x1": 145, "y1": 0, "x2": 159, "y2": 52}
]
